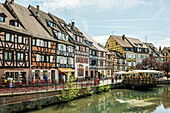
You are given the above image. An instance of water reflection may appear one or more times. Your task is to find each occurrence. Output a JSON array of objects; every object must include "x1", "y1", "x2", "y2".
[{"x1": 27, "y1": 85, "x2": 170, "y2": 113}]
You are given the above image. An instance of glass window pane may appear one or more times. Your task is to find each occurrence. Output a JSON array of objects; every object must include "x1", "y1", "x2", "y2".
[
  {"x1": 5, "y1": 52, "x2": 8, "y2": 60},
  {"x1": 17, "y1": 53, "x2": 20, "y2": 60},
  {"x1": 21, "y1": 53, "x2": 23, "y2": 60},
  {"x1": 9, "y1": 52, "x2": 12, "y2": 60},
  {"x1": 18, "y1": 36, "x2": 22, "y2": 43}
]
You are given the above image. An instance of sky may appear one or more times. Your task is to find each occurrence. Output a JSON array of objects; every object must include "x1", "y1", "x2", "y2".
[{"x1": 1, "y1": 0, "x2": 170, "y2": 48}]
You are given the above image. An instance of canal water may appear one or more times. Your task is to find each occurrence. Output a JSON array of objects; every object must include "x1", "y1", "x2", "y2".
[{"x1": 27, "y1": 85, "x2": 170, "y2": 113}]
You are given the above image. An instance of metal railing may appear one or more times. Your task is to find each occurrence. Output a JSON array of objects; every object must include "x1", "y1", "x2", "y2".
[{"x1": 0, "y1": 77, "x2": 116, "y2": 95}]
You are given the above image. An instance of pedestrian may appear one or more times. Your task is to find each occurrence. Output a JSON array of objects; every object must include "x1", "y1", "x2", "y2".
[
  {"x1": 95, "y1": 76, "x2": 99, "y2": 85},
  {"x1": 63, "y1": 75, "x2": 65, "y2": 83},
  {"x1": 44, "y1": 75, "x2": 48, "y2": 84},
  {"x1": 112, "y1": 76, "x2": 114, "y2": 83}
]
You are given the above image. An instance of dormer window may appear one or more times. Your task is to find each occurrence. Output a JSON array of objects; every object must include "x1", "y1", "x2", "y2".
[
  {"x1": 134, "y1": 43, "x2": 138, "y2": 46},
  {"x1": 0, "y1": 17, "x2": 5, "y2": 22},
  {"x1": 78, "y1": 32, "x2": 82, "y2": 36},
  {"x1": 73, "y1": 34, "x2": 76, "y2": 41},
  {"x1": 80, "y1": 37, "x2": 83, "y2": 42},
  {"x1": 10, "y1": 20, "x2": 19, "y2": 27},
  {"x1": 0, "y1": 13, "x2": 7, "y2": 23},
  {"x1": 47, "y1": 20, "x2": 56, "y2": 28},
  {"x1": 139, "y1": 44, "x2": 143, "y2": 47}
]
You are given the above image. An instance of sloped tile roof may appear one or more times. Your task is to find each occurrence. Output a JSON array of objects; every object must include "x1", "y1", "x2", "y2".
[
  {"x1": 9, "y1": 2, "x2": 53, "y2": 39},
  {"x1": 111, "y1": 35, "x2": 133, "y2": 48}
]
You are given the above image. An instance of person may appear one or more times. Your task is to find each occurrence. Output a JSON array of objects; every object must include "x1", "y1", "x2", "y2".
[
  {"x1": 95, "y1": 76, "x2": 99, "y2": 85},
  {"x1": 112, "y1": 76, "x2": 114, "y2": 83},
  {"x1": 63, "y1": 75, "x2": 65, "y2": 83},
  {"x1": 44, "y1": 75, "x2": 48, "y2": 84},
  {"x1": 7, "y1": 76, "x2": 13, "y2": 87}
]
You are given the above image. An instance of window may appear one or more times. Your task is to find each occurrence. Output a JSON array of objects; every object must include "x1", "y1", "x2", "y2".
[
  {"x1": 61, "y1": 33, "x2": 64, "y2": 40},
  {"x1": 117, "y1": 59, "x2": 120, "y2": 64},
  {"x1": 131, "y1": 48, "x2": 133, "y2": 51},
  {"x1": 116, "y1": 42, "x2": 118, "y2": 45},
  {"x1": 100, "y1": 61, "x2": 103, "y2": 66},
  {"x1": 36, "y1": 54, "x2": 41, "y2": 61},
  {"x1": 80, "y1": 38, "x2": 83, "y2": 42},
  {"x1": 46, "y1": 56, "x2": 49, "y2": 62},
  {"x1": 163, "y1": 53, "x2": 167, "y2": 56},
  {"x1": 4, "y1": 51, "x2": 13, "y2": 61},
  {"x1": 68, "y1": 58, "x2": 73, "y2": 64},
  {"x1": 50, "y1": 56, "x2": 53, "y2": 63},
  {"x1": 58, "y1": 32, "x2": 61, "y2": 39},
  {"x1": 60, "y1": 45, "x2": 63, "y2": 51},
  {"x1": 126, "y1": 48, "x2": 128, "y2": 51},
  {"x1": 32, "y1": 39, "x2": 35, "y2": 45},
  {"x1": 117, "y1": 66, "x2": 120, "y2": 70},
  {"x1": 0, "y1": 16, "x2": 5, "y2": 22},
  {"x1": 122, "y1": 66, "x2": 125, "y2": 70},
  {"x1": 36, "y1": 39, "x2": 40, "y2": 46},
  {"x1": 84, "y1": 58, "x2": 87, "y2": 63},
  {"x1": 18, "y1": 36, "x2": 22, "y2": 43},
  {"x1": 17, "y1": 53, "x2": 24, "y2": 61},
  {"x1": 134, "y1": 43, "x2": 138, "y2": 46},
  {"x1": 18, "y1": 36, "x2": 25, "y2": 44},
  {"x1": 108, "y1": 44, "x2": 109, "y2": 47},
  {"x1": 73, "y1": 34, "x2": 76, "y2": 41},
  {"x1": 41, "y1": 55, "x2": 44, "y2": 61},
  {"x1": 47, "y1": 20, "x2": 56, "y2": 28},
  {"x1": 41, "y1": 40, "x2": 44, "y2": 47},
  {"x1": 76, "y1": 46, "x2": 80, "y2": 51},
  {"x1": 48, "y1": 42, "x2": 51, "y2": 48},
  {"x1": 10, "y1": 20, "x2": 19, "y2": 27},
  {"x1": 6, "y1": 33, "x2": 14, "y2": 42},
  {"x1": 44, "y1": 42, "x2": 47, "y2": 47},
  {"x1": 78, "y1": 57, "x2": 80, "y2": 63}
]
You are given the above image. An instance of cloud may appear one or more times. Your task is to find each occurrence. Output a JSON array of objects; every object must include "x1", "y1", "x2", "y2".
[
  {"x1": 152, "y1": 38, "x2": 170, "y2": 48},
  {"x1": 17, "y1": 0, "x2": 153, "y2": 12},
  {"x1": 92, "y1": 35, "x2": 110, "y2": 46},
  {"x1": 90, "y1": 18, "x2": 170, "y2": 22},
  {"x1": 91, "y1": 25, "x2": 144, "y2": 29}
]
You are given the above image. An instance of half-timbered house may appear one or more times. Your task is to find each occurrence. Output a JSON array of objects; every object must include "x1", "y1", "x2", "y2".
[
  {"x1": 106, "y1": 35, "x2": 149, "y2": 71},
  {"x1": 5, "y1": 0, "x2": 58, "y2": 82},
  {"x1": 0, "y1": 1, "x2": 31, "y2": 82},
  {"x1": 81, "y1": 31, "x2": 99, "y2": 79},
  {"x1": 98, "y1": 44, "x2": 112, "y2": 77},
  {"x1": 59, "y1": 22, "x2": 90, "y2": 80},
  {"x1": 106, "y1": 35, "x2": 135, "y2": 71},
  {"x1": 28, "y1": 5, "x2": 75, "y2": 82}
]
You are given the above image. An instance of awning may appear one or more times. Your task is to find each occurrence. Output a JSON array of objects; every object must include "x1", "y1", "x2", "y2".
[{"x1": 58, "y1": 68, "x2": 74, "y2": 73}]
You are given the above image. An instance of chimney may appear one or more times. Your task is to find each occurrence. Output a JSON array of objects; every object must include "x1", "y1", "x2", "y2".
[
  {"x1": 36, "y1": 5, "x2": 39, "y2": 14},
  {"x1": 122, "y1": 34, "x2": 125, "y2": 40},
  {"x1": 71, "y1": 22, "x2": 75, "y2": 27},
  {"x1": 11, "y1": 0, "x2": 14, "y2": 4},
  {"x1": 159, "y1": 46, "x2": 162, "y2": 51}
]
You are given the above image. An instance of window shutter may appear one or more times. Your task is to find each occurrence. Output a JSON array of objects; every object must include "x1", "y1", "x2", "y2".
[
  {"x1": 79, "y1": 37, "x2": 81, "y2": 42},
  {"x1": 76, "y1": 36, "x2": 78, "y2": 41},
  {"x1": 76, "y1": 57, "x2": 78, "y2": 63},
  {"x1": 36, "y1": 55, "x2": 39, "y2": 61},
  {"x1": 50, "y1": 56, "x2": 53, "y2": 62},
  {"x1": 48, "y1": 42, "x2": 51, "y2": 48}
]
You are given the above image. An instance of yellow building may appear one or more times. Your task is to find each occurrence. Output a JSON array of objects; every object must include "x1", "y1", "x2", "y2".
[{"x1": 106, "y1": 35, "x2": 149, "y2": 72}]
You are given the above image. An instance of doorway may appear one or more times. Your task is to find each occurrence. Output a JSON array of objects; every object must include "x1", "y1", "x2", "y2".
[
  {"x1": 51, "y1": 70, "x2": 55, "y2": 82},
  {"x1": 91, "y1": 71, "x2": 93, "y2": 78}
]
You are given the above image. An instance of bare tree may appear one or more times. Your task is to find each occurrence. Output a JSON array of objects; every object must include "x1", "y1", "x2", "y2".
[{"x1": 136, "y1": 56, "x2": 170, "y2": 77}]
